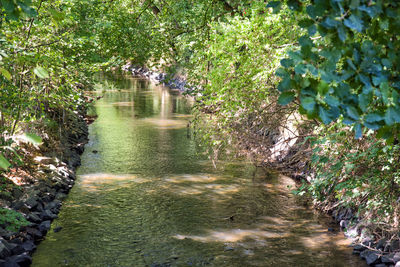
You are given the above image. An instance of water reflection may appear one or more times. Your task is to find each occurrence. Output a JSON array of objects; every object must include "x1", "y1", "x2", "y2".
[{"x1": 31, "y1": 73, "x2": 365, "y2": 267}]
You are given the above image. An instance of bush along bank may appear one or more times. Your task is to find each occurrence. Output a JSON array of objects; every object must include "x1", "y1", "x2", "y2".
[
  {"x1": 0, "y1": 106, "x2": 89, "y2": 266},
  {"x1": 301, "y1": 128, "x2": 400, "y2": 267}
]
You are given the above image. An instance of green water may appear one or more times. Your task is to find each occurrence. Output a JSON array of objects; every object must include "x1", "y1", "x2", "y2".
[{"x1": 32, "y1": 73, "x2": 365, "y2": 266}]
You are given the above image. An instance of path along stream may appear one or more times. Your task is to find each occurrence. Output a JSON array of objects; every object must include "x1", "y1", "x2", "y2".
[{"x1": 32, "y1": 73, "x2": 365, "y2": 266}]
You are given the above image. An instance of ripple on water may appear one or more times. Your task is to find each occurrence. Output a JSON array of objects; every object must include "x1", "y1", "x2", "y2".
[{"x1": 31, "y1": 74, "x2": 365, "y2": 267}]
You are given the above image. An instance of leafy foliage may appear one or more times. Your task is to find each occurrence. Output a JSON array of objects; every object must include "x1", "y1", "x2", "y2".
[
  {"x1": 273, "y1": 0, "x2": 400, "y2": 140},
  {"x1": 303, "y1": 126, "x2": 400, "y2": 227},
  {"x1": 0, "y1": 208, "x2": 29, "y2": 232}
]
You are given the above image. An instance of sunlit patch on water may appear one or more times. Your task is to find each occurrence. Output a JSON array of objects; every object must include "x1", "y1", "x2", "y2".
[
  {"x1": 174, "y1": 228, "x2": 287, "y2": 243},
  {"x1": 141, "y1": 118, "x2": 188, "y2": 129},
  {"x1": 32, "y1": 74, "x2": 366, "y2": 267},
  {"x1": 163, "y1": 174, "x2": 220, "y2": 183},
  {"x1": 77, "y1": 173, "x2": 149, "y2": 192},
  {"x1": 111, "y1": 102, "x2": 134, "y2": 106}
]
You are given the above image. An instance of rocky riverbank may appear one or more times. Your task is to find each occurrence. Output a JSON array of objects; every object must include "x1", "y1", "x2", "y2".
[
  {"x1": 327, "y1": 206, "x2": 400, "y2": 267},
  {"x1": 0, "y1": 107, "x2": 89, "y2": 266},
  {"x1": 121, "y1": 64, "x2": 189, "y2": 93}
]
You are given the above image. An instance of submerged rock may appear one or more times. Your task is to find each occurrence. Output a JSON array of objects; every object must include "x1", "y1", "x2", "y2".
[{"x1": 38, "y1": 221, "x2": 51, "y2": 234}]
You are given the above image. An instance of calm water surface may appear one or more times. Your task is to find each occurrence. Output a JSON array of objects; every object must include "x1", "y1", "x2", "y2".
[{"x1": 32, "y1": 73, "x2": 365, "y2": 266}]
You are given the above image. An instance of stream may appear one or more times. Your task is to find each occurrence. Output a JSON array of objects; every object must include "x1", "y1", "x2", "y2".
[{"x1": 31, "y1": 73, "x2": 365, "y2": 266}]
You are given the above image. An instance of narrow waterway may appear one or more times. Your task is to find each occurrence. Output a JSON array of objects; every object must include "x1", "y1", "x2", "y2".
[{"x1": 32, "y1": 73, "x2": 365, "y2": 266}]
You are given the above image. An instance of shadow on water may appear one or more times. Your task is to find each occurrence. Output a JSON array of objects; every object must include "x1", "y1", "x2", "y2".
[{"x1": 31, "y1": 73, "x2": 365, "y2": 267}]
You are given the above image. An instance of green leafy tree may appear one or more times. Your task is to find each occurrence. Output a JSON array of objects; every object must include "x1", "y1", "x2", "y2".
[{"x1": 272, "y1": 0, "x2": 400, "y2": 140}]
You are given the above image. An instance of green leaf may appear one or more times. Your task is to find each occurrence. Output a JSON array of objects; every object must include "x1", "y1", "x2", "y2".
[
  {"x1": 299, "y1": 19, "x2": 314, "y2": 28},
  {"x1": 24, "y1": 133, "x2": 43, "y2": 145},
  {"x1": 354, "y1": 123, "x2": 362, "y2": 139},
  {"x1": 325, "y1": 95, "x2": 340, "y2": 107},
  {"x1": 33, "y1": 67, "x2": 49, "y2": 79},
  {"x1": 294, "y1": 64, "x2": 307, "y2": 75},
  {"x1": 377, "y1": 126, "x2": 393, "y2": 139},
  {"x1": 299, "y1": 36, "x2": 313, "y2": 48},
  {"x1": 319, "y1": 106, "x2": 332, "y2": 124},
  {"x1": 19, "y1": 2, "x2": 37, "y2": 17},
  {"x1": 344, "y1": 14, "x2": 363, "y2": 32},
  {"x1": 266, "y1": 1, "x2": 282, "y2": 13},
  {"x1": 280, "y1": 58, "x2": 293, "y2": 68},
  {"x1": 0, "y1": 0, "x2": 15, "y2": 14},
  {"x1": 278, "y1": 91, "x2": 295, "y2": 105},
  {"x1": 347, "y1": 106, "x2": 360, "y2": 120},
  {"x1": 287, "y1": 0, "x2": 301, "y2": 11},
  {"x1": 384, "y1": 107, "x2": 400, "y2": 125},
  {"x1": 365, "y1": 113, "x2": 383, "y2": 123},
  {"x1": 337, "y1": 25, "x2": 347, "y2": 42},
  {"x1": 277, "y1": 77, "x2": 291, "y2": 92},
  {"x1": 317, "y1": 81, "x2": 329, "y2": 95},
  {"x1": 276, "y1": 67, "x2": 289, "y2": 78},
  {"x1": 0, "y1": 67, "x2": 12, "y2": 81},
  {"x1": 0, "y1": 154, "x2": 11, "y2": 170},
  {"x1": 301, "y1": 97, "x2": 316, "y2": 111},
  {"x1": 358, "y1": 93, "x2": 370, "y2": 112}
]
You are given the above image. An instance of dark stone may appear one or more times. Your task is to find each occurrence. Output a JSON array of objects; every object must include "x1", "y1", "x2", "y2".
[
  {"x1": 0, "y1": 241, "x2": 10, "y2": 259},
  {"x1": 0, "y1": 191, "x2": 13, "y2": 202},
  {"x1": 381, "y1": 254, "x2": 394, "y2": 264},
  {"x1": 8, "y1": 253, "x2": 32, "y2": 267},
  {"x1": 55, "y1": 192, "x2": 67, "y2": 201},
  {"x1": 373, "y1": 264, "x2": 386, "y2": 267},
  {"x1": 11, "y1": 201, "x2": 24, "y2": 210},
  {"x1": 2, "y1": 232, "x2": 17, "y2": 241},
  {"x1": 34, "y1": 202, "x2": 44, "y2": 213},
  {"x1": 40, "y1": 209, "x2": 57, "y2": 220},
  {"x1": 376, "y1": 238, "x2": 387, "y2": 251},
  {"x1": 38, "y1": 221, "x2": 51, "y2": 234},
  {"x1": 45, "y1": 200, "x2": 61, "y2": 213},
  {"x1": 25, "y1": 197, "x2": 38, "y2": 210},
  {"x1": 2, "y1": 259, "x2": 18, "y2": 267},
  {"x1": 327, "y1": 228, "x2": 335, "y2": 232},
  {"x1": 53, "y1": 226, "x2": 62, "y2": 233},
  {"x1": 25, "y1": 227, "x2": 43, "y2": 240},
  {"x1": 27, "y1": 212, "x2": 41, "y2": 223},
  {"x1": 8, "y1": 238, "x2": 22, "y2": 245},
  {"x1": 360, "y1": 250, "x2": 380, "y2": 265},
  {"x1": 18, "y1": 204, "x2": 30, "y2": 215},
  {"x1": 10, "y1": 244, "x2": 23, "y2": 255},
  {"x1": 0, "y1": 228, "x2": 8, "y2": 238},
  {"x1": 362, "y1": 237, "x2": 374, "y2": 247},
  {"x1": 4, "y1": 243, "x2": 17, "y2": 255},
  {"x1": 21, "y1": 241, "x2": 36, "y2": 253},
  {"x1": 391, "y1": 240, "x2": 400, "y2": 252},
  {"x1": 393, "y1": 252, "x2": 400, "y2": 262}
]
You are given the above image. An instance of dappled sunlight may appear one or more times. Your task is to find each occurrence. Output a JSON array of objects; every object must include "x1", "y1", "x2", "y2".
[
  {"x1": 174, "y1": 228, "x2": 287, "y2": 243},
  {"x1": 141, "y1": 118, "x2": 188, "y2": 129},
  {"x1": 68, "y1": 203, "x2": 103, "y2": 209},
  {"x1": 300, "y1": 232, "x2": 353, "y2": 251},
  {"x1": 160, "y1": 178, "x2": 241, "y2": 198},
  {"x1": 77, "y1": 173, "x2": 149, "y2": 192},
  {"x1": 163, "y1": 174, "x2": 221, "y2": 184},
  {"x1": 103, "y1": 89, "x2": 133, "y2": 93},
  {"x1": 111, "y1": 102, "x2": 134, "y2": 106},
  {"x1": 172, "y1": 114, "x2": 193, "y2": 118}
]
